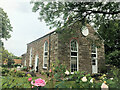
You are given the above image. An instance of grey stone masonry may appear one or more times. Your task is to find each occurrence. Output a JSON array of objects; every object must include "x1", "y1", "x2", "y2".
[{"x1": 23, "y1": 22, "x2": 105, "y2": 74}]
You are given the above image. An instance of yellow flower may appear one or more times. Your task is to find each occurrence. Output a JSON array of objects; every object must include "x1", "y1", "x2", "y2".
[
  {"x1": 103, "y1": 74, "x2": 106, "y2": 77},
  {"x1": 104, "y1": 81, "x2": 107, "y2": 84},
  {"x1": 53, "y1": 67, "x2": 55, "y2": 71},
  {"x1": 27, "y1": 74, "x2": 32, "y2": 77},
  {"x1": 52, "y1": 64, "x2": 54, "y2": 67}
]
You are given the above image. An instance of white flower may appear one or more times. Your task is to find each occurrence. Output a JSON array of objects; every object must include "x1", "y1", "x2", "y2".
[
  {"x1": 90, "y1": 78, "x2": 94, "y2": 83},
  {"x1": 110, "y1": 78, "x2": 113, "y2": 80},
  {"x1": 81, "y1": 76, "x2": 87, "y2": 82},
  {"x1": 65, "y1": 78, "x2": 69, "y2": 80},
  {"x1": 65, "y1": 70, "x2": 69, "y2": 75},
  {"x1": 101, "y1": 82, "x2": 108, "y2": 90}
]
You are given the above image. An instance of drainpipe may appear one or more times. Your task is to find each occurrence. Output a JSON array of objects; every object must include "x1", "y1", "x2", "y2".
[{"x1": 48, "y1": 34, "x2": 51, "y2": 70}]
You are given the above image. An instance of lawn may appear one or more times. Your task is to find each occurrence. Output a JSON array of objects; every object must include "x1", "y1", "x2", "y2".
[{"x1": 1, "y1": 76, "x2": 76, "y2": 88}]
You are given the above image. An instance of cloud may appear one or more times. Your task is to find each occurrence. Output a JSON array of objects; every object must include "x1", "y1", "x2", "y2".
[
  {"x1": 1, "y1": 0, "x2": 51, "y2": 56},
  {"x1": 0, "y1": 0, "x2": 18, "y2": 13},
  {"x1": 16, "y1": 1, "x2": 32, "y2": 13}
]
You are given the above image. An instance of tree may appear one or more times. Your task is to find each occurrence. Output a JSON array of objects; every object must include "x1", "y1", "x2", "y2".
[
  {"x1": 31, "y1": 1, "x2": 120, "y2": 67},
  {"x1": 2, "y1": 49, "x2": 14, "y2": 65},
  {"x1": 0, "y1": 8, "x2": 13, "y2": 65},
  {"x1": 98, "y1": 20, "x2": 120, "y2": 68},
  {"x1": 31, "y1": 1, "x2": 120, "y2": 29},
  {"x1": 0, "y1": 8, "x2": 12, "y2": 40}
]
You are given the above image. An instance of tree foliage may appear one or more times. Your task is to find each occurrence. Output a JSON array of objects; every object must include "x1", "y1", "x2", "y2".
[
  {"x1": 2, "y1": 48, "x2": 21, "y2": 65},
  {"x1": 0, "y1": 8, "x2": 12, "y2": 40},
  {"x1": 98, "y1": 20, "x2": 120, "y2": 68},
  {"x1": 31, "y1": 1, "x2": 120, "y2": 29},
  {"x1": 98, "y1": 20, "x2": 120, "y2": 54},
  {"x1": 0, "y1": 8, "x2": 13, "y2": 65},
  {"x1": 2, "y1": 48, "x2": 14, "y2": 65},
  {"x1": 31, "y1": 1, "x2": 120, "y2": 67}
]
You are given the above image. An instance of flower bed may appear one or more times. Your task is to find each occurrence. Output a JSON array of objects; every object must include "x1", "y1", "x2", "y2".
[{"x1": 1, "y1": 62, "x2": 120, "y2": 89}]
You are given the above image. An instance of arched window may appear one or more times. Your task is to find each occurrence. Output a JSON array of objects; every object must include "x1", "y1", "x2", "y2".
[
  {"x1": 29, "y1": 48, "x2": 32, "y2": 67},
  {"x1": 70, "y1": 39, "x2": 78, "y2": 73},
  {"x1": 43, "y1": 41, "x2": 48, "y2": 68}
]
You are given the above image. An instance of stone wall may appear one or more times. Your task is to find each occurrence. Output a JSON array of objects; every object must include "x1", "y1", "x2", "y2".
[
  {"x1": 57, "y1": 23, "x2": 105, "y2": 73},
  {"x1": 25, "y1": 22, "x2": 105, "y2": 74},
  {"x1": 26, "y1": 32, "x2": 58, "y2": 73}
]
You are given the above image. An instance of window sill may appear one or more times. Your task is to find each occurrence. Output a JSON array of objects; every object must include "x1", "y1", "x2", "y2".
[
  {"x1": 71, "y1": 72, "x2": 74, "y2": 74},
  {"x1": 43, "y1": 67, "x2": 47, "y2": 70}
]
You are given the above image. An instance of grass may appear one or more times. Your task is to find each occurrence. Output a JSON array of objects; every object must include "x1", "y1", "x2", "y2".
[
  {"x1": 1, "y1": 76, "x2": 76, "y2": 88},
  {"x1": 2, "y1": 76, "x2": 41, "y2": 88}
]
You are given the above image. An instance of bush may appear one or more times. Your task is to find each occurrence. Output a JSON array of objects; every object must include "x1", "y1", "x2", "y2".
[
  {"x1": 2, "y1": 68, "x2": 9, "y2": 76},
  {"x1": 106, "y1": 50, "x2": 120, "y2": 68},
  {"x1": 50, "y1": 60, "x2": 67, "y2": 80},
  {"x1": 21, "y1": 66, "x2": 28, "y2": 71},
  {"x1": 8, "y1": 69, "x2": 25, "y2": 77},
  {"x1": 2, "y1": 77, "x2": 31, "y2": 88}
]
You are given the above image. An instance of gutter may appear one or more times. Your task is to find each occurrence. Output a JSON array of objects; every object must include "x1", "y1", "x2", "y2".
[{"x1": 48, "y1": 34, "x2": 51, "y2": 70}]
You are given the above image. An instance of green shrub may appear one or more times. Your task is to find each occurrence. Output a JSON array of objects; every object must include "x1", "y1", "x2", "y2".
[
  {"x1": 106, "y1": 50, "x2": 120, "y2": 68},
  {"x1": 2, "y1": 68, "x2": 9, "y2": 76},
  {"x1": 50, "y1": 59, "x2": 67, "y2": 80},
  {"x1": 2, "y1": 77, "x2": 31, "y2": 88},
  {"x1": 21, "y1": 66, "x2": 28, "y2": 71},
  {"x1": 8, "y1": 69, "x2": 25, "y2": 77}
]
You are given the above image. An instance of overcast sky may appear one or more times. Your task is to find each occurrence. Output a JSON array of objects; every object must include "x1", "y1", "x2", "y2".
[{"x1": 0, "y1": 0, "x2": 54, "y2": 56}]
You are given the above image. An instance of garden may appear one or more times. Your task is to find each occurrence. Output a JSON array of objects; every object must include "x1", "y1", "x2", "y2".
[{"x1": 1, "y1": 60, "x2": 120, "y2": 89}]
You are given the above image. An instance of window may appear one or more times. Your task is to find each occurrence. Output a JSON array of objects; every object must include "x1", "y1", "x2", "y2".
[
  {"x1": 91, "y1": 44, "x2": 97, "y2": 65},
  {"x1": 29, "y1": 48, "x2": 32, "y2": 67},
  {"x1": 43, "y1": 41, "x2": 48, "y2": 68},
  {"x1": 70, "y1": 39, "x2": 78, "y2": 73}
]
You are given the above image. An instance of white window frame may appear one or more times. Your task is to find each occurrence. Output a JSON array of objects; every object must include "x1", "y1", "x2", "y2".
[
  {"x1": 91, "y1": 44, "x2": 98, "y2": 73},
  {"x1": 43, "y1": 41, "x2": 48, "y2": 69},
  {"x1": 29, "y1": 48, "x2": 32, "y2": 67},
  {"x1": 70, "y1": 39, "x2": 79, "y2": 74}
]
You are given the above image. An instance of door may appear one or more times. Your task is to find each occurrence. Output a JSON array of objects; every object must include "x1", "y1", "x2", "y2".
[{"x1": 35, "y1": 55, "x2": 39, "y2": 72}]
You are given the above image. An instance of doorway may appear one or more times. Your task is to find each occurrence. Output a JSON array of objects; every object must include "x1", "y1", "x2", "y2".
[{"x1": 35, "y1": 55, "x2": 39, "y2": 72}]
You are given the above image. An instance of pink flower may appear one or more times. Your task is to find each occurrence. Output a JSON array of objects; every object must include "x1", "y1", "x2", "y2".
[
  {"x1": 31, "y1": 78, "x2": 46, "y2": 87},
  {"x1": 49, "y1": 69, "x2": 52, "y2": 72},
  {"x1": 28, "y1": 77, "x2": 32, "y2": 82},
  {"x1": 32, "y1": 86, "x2": 34, "y2": 88}
]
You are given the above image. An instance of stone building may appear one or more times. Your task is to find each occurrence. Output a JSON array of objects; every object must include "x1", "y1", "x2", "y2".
[
  {"x1": 22, "y1": 22, "x2": 105, "y2": 74},
  {"x1": 21, "y1": 53, "x2": 27, "y2": 66}
]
